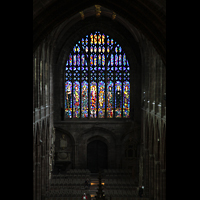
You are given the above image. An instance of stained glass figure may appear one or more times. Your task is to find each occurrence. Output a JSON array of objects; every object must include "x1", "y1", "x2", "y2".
[
  {"x1": 81, "y1": 81, "x2": 88, "y2": 118},
  {"x1": 85, "y1": 37, "x2": 88, "y2": 45},
  {"x1": 107, "y1": 81, "x2": 114, "y2": 118},
  {"x1": 73, "y1": 55, "x2": 76, "y2": 66},
  {"x1": 111, "y1": 54, "x2": 114, "y2": 66},
  {"x1": 77, "y1": 54, "x2": 80, "y2": 66},
  {"x1": 90, "y1": 46, "x2": 93, "y2": 53},
  {"x1": 69, "y1": 54, "x2": 72, "y2": 66},
  {"x1": 81, "y1": 54, "x2": 85, "y2": 66},
  {"x1": 90, "y1": 55, "x2": 93, "y2": 66},
  {"x1": 123, "y1": 54, "x2": 126, "y2": 66},
  {"x1": 98, "y1": 46, "x2": 101, "y2": 53},
  {"x1": 73, "y1": 46, "x2": 76, "y2": 53},
  {"x1": 98, "y1": 54, "x2": 101, "y2": 66},
  {"x1": 102, "y1": 46, "x2": 105, "y2": 53},
  {"x1": 94, "y1": 46, "x2": 97, "y2": 53},
  {"x1": 98, "y1": 81, "x2": 105, "y2": 118},
  {"x1": 107, "y1": 46, "x2": 110, "y2": 53},
  {"x1": 82, "y1": 38, "x2": 84, "y2": 45},
  {"x1": 86, "y1": 46, "x2": 88, "y2": 53},
  {"x1": 94, "y1": 34, "x2": 97, "y2": 44},
  {"x1": 111, "y1": 39, "x2": 113, "y2": 45},
  {"x1": 115, "y1": 54, "x2": 118, "y2": 66},
  {"x1": 90, "y1": 34, "x2": 93, "y2": 44},
  {"x1": 123, "y1": 81, "x2": 130, "y2": 118},
  {"x1": 102, "y1": 54, "x2": 105, "y2": 66},
  {"x1": 115, "y1": 81, "x2": 122, "y2": 118},
  {"x1": 107, "y1": 38, "x2": 109, "y2": 45},
  {"x1": 102, "y1": 34, "x2": 105, "y2": 44},
  {"x1": 94, "y1": 54, "x2": 97, "y2": 66},
  {"x1": 98, "y1": 34, "x2": 101, "y2": 45},
  {"x1": 73, "y1": 81, "x2": 80, "y2": 118},
  {"x1": 65, "y1": 81, "x2": 72, "y2": 118},
  {"x1": 90, "y1": 82, "x2": 97, "y2": 118},
  {"x1": 119, "y1": 54, "x2": 122, "y2": 66}
]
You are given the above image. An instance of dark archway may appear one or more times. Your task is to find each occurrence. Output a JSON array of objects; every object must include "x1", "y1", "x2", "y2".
[{"x1": 87, "y1": 140, "x2": 108, "y2": 173}]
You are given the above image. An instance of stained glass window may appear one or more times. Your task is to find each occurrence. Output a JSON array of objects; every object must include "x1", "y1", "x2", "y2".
[{"x1": 65, "y1": 31, "x2": 130, "y2": 119}]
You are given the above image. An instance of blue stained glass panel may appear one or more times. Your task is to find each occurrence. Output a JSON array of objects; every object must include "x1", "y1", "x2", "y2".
[
  {"x1": 123, "y1": 54, "x2": 126, "y2": 66},
  {"x1": 119, "y1": 54, "x2": 122, "y2": 66},
  {"x1": 111, "y1": 54, "x2": 114, "y2": 66},
  {"x1": 77, "y1": 54, "x2": 80, "y2": 66},
  {"x1": 81, "y1": 54, "x2": 85, "y2": 66},
  {"x1": 98, "y1": 54, "x2": 101, "y2": 66},
  {"x1": 115, "y1": 54, "x2": 118, "y2": 66},
  {"x1": 94, "y1": 54, "x2": 97, "y2": 66}
]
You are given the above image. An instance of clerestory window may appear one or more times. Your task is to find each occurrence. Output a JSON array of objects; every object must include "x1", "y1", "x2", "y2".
[{"x1": 65, "y1": 31, "x2": 130, "y2": 119}]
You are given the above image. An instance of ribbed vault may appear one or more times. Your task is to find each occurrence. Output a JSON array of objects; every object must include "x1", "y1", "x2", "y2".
[{"x1": 33, "y1": 0, "x2": 166, "y2": 64}]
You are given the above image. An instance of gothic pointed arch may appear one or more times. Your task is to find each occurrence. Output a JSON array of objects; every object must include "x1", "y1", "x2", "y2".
[
  {"x1": 80, "y1": 126, "x2": 117, "y2": 142},
  {"x1": 54, "y1": 127, "x2": 75, "y2": 145},
  {"x1": 64, "y1": 30, "x2": 131, "y2": 119}
]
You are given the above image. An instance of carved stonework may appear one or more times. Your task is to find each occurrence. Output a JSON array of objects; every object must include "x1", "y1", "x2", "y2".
[
  {"x1": 60, "y1": 134, "x2": 67, "y2": 150},
  {"x1": 57, "y1": 152, "x2": 71, "y2": 161},
  {"x1": 95, "y1": 5, "x2": 101, "y2": 17}
]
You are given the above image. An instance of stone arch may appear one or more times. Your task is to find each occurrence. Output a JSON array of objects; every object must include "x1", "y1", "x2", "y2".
[
  {"x1": 87, "y1": 135, "x2": 109, "y2": 146},
  {"x1": 55, "y1": 127, "x2": 75, "y2": 145},
  {"x1": 87, "y1": 136, "x2": 108, "y2": 172},
  {"x1": 54, "y1": 127, "x2": 75, "y2": 169},
  {"x1": 79, "y1": 127, "x2": 117, "y2": 142},
  {"x1": 122, "y1": 133, "x2": 139, "y2": 154},
  {"x1": 52, "y1": 17, "x2": 141, "y2": 121},
  {"x1": 76, "y1": 127, "x2": 116, "y2": 169}
]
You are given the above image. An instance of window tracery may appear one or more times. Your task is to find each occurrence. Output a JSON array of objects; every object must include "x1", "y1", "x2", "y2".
[{"x1": 65, "y1": 31, "x2": 130, "y2": 119}]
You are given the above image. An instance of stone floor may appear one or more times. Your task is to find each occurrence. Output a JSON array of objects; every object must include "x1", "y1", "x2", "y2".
[{"x1": 46, "y1": 170, "x2": 144, "y2": 200}]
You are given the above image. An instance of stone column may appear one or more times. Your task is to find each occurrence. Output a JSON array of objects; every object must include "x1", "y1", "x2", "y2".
[
  {"x1": 149, "y1": 154, "x2": 154, "y2": 200},
  {"x1": 143, "y1": 149, "x2": 149, "y2": 197},
  {"x1": 161, "y1": 169, "x2": 166, "y2": 200},
  {"x1": 154, "y1": 162, "x2": 161, "y2": 200}
]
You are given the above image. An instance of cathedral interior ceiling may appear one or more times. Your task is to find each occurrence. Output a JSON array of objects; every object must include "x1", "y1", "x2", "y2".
[{"x1": 33, "y1": 0, "x2": 166, "y2": 64}]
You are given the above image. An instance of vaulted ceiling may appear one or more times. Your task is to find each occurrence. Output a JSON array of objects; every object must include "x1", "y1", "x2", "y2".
[{"x1": 33, "y1": 0, "x2": 166, "y2": 64}]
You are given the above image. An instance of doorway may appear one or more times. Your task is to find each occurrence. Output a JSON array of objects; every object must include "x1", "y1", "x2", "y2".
[{"x1": 87, "y1": 140, "x2": 108, "y2": 173}]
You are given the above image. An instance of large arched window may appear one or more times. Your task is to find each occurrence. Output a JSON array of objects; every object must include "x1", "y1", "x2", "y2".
[{"x1": 65, "y1": 31, "x2": 130, "y2": 119}]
